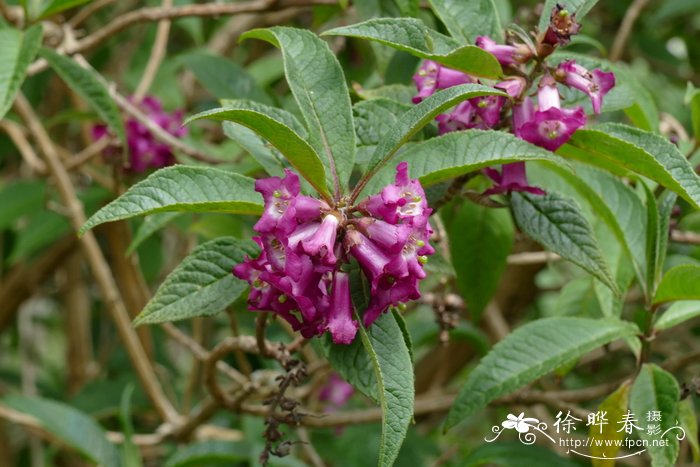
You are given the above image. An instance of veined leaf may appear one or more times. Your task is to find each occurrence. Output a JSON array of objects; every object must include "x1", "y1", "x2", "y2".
[
  {"x1": 444, "y1": 317, "x2": 638, "y2": 429},
  {"x1": 589, "y1": 382, "x2": 631, "y2": 467},
  {"x1": 241, "y1": 27, "x2": 355, "y2": 195},
  {"x1": 181, "y1": 52, "x2": 271, "y2": 104},
  {"x1": 655, "y1": 300, "x2": 700, "y2": 331},
  {"x1": 356, "y1": 312, "x2": 414, "y2": 467},
  {"x1": 685, "y1": 82, "x2": 700, "y2": 140},
  {"x1": 1, "y1": 396, "x2": 120, "y2": 467},
  {"x1": 127, "y1": 212, "x2": 182, "y2": 255},
  {"x1": 361, "y1": 84, "x2": 506, "y2": 186},
  {"x1": 393, "y1": 0, "x2": 419, "y2": 17},
  {"x1": 428, "y1": 0, "x2": 502, "y2": 43},
  {"x1": 537, "y1": 163, "x2": 647, "y2": 291},
  {"x1": 511, "y1": 192, "x2": 619, "y2": 294},
  {"x1": 323, "y1": 18, "x2": 502, "y2": 78},
  {"x1": 629, "y1": 364, "x2": 681, "y2": 467},
  {"x1": 559, "y1": 123, "x2": 700, "y2": 210},
  {"x1": 654, "y1": 264, "x2": 700, "y2": 305},
  {"x1": 361, "y1": 130, "x2": 564, "y2": 198},
  {"x1": 34, "y1": 0, "x2": 91, "y2": 20},
  {"x1": 165, "y1": 440, "x2": 251, "y2": 467},
  {"x1": 134, "y1": 237, "x2": 258, "y2": 325},
  {"x1": 38, "y1": 47, "x2": 125, "y2": 145},
  {"x1": 0, "y1": 24, "x2": 42, "y2": 121},
  {"x1": 449, "y1": 201, "x2": 513, "y2": 320},
  {"x1": 186, "y1": 101, "x2": 331, "y2": 199},
  {"x1": 354, "y1": 98, "x2": 410, "y2": 164},
  {"x1": 222, "y1": 121, "x2": 287, "y2": 177},
  {"x1": 679, "y1": 398, "x2": 700, "y2": 464},
  {"x1": 80, "y1": 166, "x2": 262, "y2": 235}
]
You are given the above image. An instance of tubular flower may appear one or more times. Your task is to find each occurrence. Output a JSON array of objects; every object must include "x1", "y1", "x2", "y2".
[
  {"x1": 412, "y1": 60, "x2": 473, "y2": 103},
  {"x1": 234, "y1": 164, "x2": 434, "y2": 344},
  {"x1": 516, "y1": 76, "x2": 587, "y2": 151},
  {"x1": 93, "y1": 96, "x2": 186, "y2": 172},
  {"x1": 475, "y1": 36, "x2": 532, "y2": 67},
  {"x1": 555, "y1": 60, "x2": 615, "y2": 114},
  {"x1": 484, "y1": 162, "x2": 546, "y2": 196}
]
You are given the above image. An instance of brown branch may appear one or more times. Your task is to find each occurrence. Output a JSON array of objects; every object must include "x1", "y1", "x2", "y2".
[
  {"x1": 203, "y1": 337, "x2": 259, "y2": 410},
  {"x1": 27, "y1": 0, "x2": 338, "y2": 75},
  {"x1": 0, "y1": 120, "x2": 47, "y2": 174},
  {"x1": 671, "y1": 230, "x2": 700, "y2": 245},
  {"x1": 13, "y1": 93, "x2": 180, "y2": 425},
  {"x1": 610, "y1": 0, "x2": 650, "y2": 61},
  {"x1": 160, "y1": 323, "x2": 248, "y2": 386},
  {"x1": 133, "y1": 0, "x2": 172, "y2": 102},
  {"x1": 0, "y1": 236, "x2": 77, "y2": 332}
]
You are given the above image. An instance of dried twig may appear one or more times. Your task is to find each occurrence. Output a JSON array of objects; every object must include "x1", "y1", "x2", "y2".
[
  {"x1": 13, "y1": 93, "x2": 180, "y2": 425},
  {"x1": 610, "y1": 0, "x2": 650, "y2": 61},
  {"x1": 133, "y1": 0, "x2": 173, "y2": 102},
  {"x1": 0, "y1": 120, "x2": 47, "y2": 174},
  {"x1": 27, "y1": 0, "x2": 338, "y2": 75}
]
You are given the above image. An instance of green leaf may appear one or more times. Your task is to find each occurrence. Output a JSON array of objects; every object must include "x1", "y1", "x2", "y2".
[
  {"x1": 511, "y1": 192, "x2": 619, "y2": 294},
  {"x1": 187, "y1": 101, "x2": 331, "y2": 199},
  {"x1": 361, "y1": 129, "x2": 565, "y2": 197},
  {"x1": 629, "y1": 364, "x2": 681, "y2": 467},
  {"x1": 462, "y1": 441, "x2": 579, "y2": 467},
  {"x1": 354, "y1": 98, "x2": 411, "y2": 163},
  {"x1": 0, "y1": 24, "x2": 42, "y2": 121},
  {"x1": 356, "y1": 311, "x2": 414, "y2": 467},
  {"x1": 449, "y1": 201, "x2": 513, "y2": 320},
  {"x1": 181, "y1": 52, "x2": 271, "y2": 104},
  {"x1": 679, "y1": 398, "x2": 700, "y2": 464},
  {"x1": 241, "y1": 27, "x2": 355, "y2": 195},
  {"x1": 589, "y1": 382, "x2": 631, "y2": 467},
  {"x1": 0, "y1": 180, "x2": 46, "y2": 230},
  {"x1": 428, "y1": 0, "x2": 502, "y2": 43},
  {"x1": 538, "y1": 163, "x2": 647, "y2": 291},
  {"x1": 165, "y1": 440, "x2": 251, "y2": 467},
  {"x1": 393, "y1": 0, "x2": 419, "y2": 17},
  {"x1": 38, "y1": 47, "x2": 125, "y2": 145},
  {"x1": 655, "y1": 300, "x2": 700, "y2": 331},
  {"x1": 34, "y1": 0, "x2": 91, "y2": 20},
  {"x1": 685, "y1": 82, "x2": 700, "y2": 140},
  {"x1": 559, "y1": 123, "x2": 700, "y2": 210},
  {"x1": 354, "y1": 83, "x2": 415, "y2": 105},
  {"x1": 362, "y1": 84, "x2": 506, "y2": 183},
  {"x1": 653, "y1": 264, "x2": 700, "y2": 305},
  {"x1": 643, "y1": 184, "x2": 662, "y2": 297},
  {"x1": 538, "y1": 0, "x2": 599, "y2": 32},
  {"x1": 127, "y1": 212, "x2": 182, "y2": 256},
  {"x1": 118, "y1": 385, "x2": 142, "y2": 467},
  {"x1": 134, "y1": 237, "x2": 258, "y2": 325},
  {"x1": 444, "y1": 317, "x2": 638, "y2": 429},
  {"x1": 1, "y1": 395, "x2": 120, "y2": 467},
  {"x1": 80, "y1": 166, "x2": 262, "y2": 235},
  {"x1": 222, "y1": 121, "x2": 287, "y2": 177},
  {"x1": 323, "y1": 18, "x2": 502, "y2": 78}
]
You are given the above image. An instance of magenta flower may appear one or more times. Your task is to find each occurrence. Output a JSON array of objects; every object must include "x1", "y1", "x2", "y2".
[
  {"x1": 319, "y1": 373, "x2": 354, "y2": 410},
  {"x1": 484, "y1": 162, "x2": 546, "y2": 196},
  {"x1": 412, "y1": 60, "x2": 472, "y2": 103},
  {"x1": 515, "y1": 76, "x2": 586, "y2": 151},
  {"x1": 555, "y1": 60, "x2": 615, "y2": 114},
  {"x1": 542, "y1": 5, "x2": 582, "y2": 47},
  {"x1": 234, "y1": 163, "x2": 434, "y2": 344},
  {"x1": 93, "y1": 96, "x2": 186, "y2": 172},
  {"x1": 475, "y1": 36, "x2": 532, "y2": 67},
  {"x1": 326, "y1": 272, "x2": 358, "y2": 344},
  {"x1": 435, "y1": 93, "x2": 507, "y2": 135}
]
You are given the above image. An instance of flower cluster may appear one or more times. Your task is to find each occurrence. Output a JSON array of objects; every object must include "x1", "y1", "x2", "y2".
[
  {"x1": 412, "y1": 5, "x2": 615, "y2": 195},
  {"x1": 234, "y1": 162, "x2": 434, "y2": 345},
  {"x1": 93, "y1": 96, "x2": 186, "y2": 173}
]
